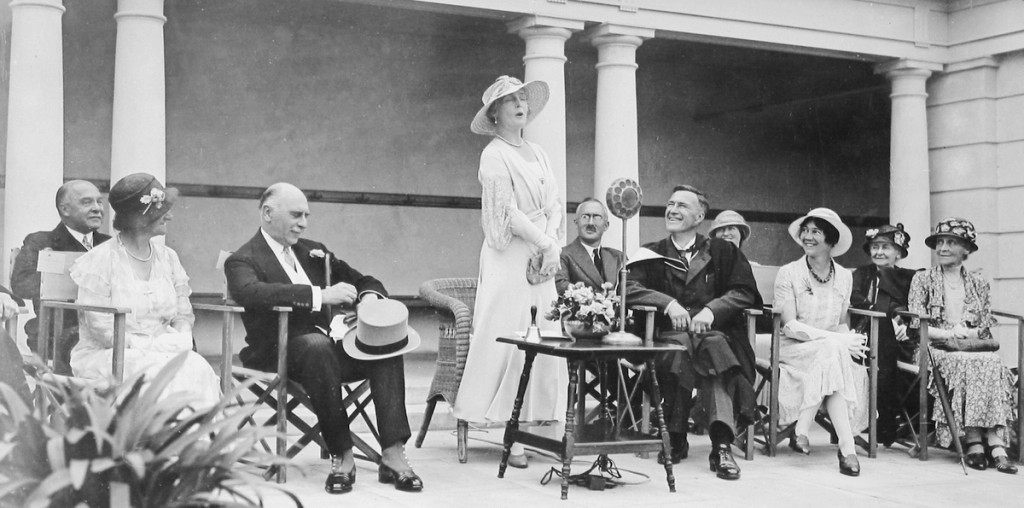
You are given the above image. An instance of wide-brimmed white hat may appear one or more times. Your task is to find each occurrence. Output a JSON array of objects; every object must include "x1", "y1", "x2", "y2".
[
  {"x1": 470, "y1": 75, "x2": 549, "y2": 136},
  {"x1": 339, "y1": 299, "x2": 420, "y2": 360},
  {"x1": 788, "y1": 207, "x2": 853, "y2": 257}
]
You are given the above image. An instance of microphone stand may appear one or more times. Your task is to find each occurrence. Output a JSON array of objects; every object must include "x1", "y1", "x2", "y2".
[{"x1": 602, "y1": 216, "x2": 642, "y2": 345}]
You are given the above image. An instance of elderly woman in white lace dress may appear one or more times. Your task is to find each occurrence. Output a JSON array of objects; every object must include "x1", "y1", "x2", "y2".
[
  {"x1": 453, "y1": 76, "x2": 567, "y2": 469},
  {"x1": 69, "y1": 173, "x2": 220, "y2": 408}
]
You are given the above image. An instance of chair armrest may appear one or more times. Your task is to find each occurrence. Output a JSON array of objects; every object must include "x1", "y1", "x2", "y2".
[
  {"x1": 744, "y1": 308, "x2": 763, "y2": 317},
  {"x1": 630, "y1": 305, "x2": 658, "y2": 313},
  {"x1": 41, "y1": 300, "x2": 131, "y2": 315},
  {"x1": 848, "y1": 308, "x2": 886, "y2": 319},
  {"x1": 193, "y1": 302, "x2": 246, "y2": 313}
]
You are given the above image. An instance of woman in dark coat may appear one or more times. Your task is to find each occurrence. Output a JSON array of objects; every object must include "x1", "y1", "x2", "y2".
[{"x1": 850, "y1": 224, "x2": 919, "y2": 445}]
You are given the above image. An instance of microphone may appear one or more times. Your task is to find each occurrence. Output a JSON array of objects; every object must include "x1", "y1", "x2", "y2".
[
  {"x1": 606, "y1": 178, "x2": 643, "y2": 220},
  {"x1": 603, "y1": 178, "x2": 644, "y2": 346}
]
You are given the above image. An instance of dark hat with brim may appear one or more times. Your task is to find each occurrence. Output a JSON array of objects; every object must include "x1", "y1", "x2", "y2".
[
  {"x1": 109, "y1": 173, "x2": 178, "y2": 220},
  {"x1": 924, "y1": 217, "x2": 978, "y2": 253},
  {"x1": 863, "y1": 223, "x2": 910, "y2": 258}
]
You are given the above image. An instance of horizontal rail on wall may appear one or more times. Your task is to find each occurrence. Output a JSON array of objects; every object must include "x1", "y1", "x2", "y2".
[{"x1": 0, "y1": 176, "x2": 888, "y2": 227}]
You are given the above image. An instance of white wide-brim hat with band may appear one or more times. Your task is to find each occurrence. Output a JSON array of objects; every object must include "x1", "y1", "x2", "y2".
[
  {"x1": 338, "y1": 299, "x2": 420, "y2": 361},
  {"x1": 470, "y1": 75, "x2": 550, "y2": 136},
  {"x1": 787, "y1": 207, "x2": 853, "y2": 257}
]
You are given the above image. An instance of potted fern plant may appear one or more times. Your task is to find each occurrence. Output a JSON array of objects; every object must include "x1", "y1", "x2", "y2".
[{"x1": 0, "y1": 353, "x2": 302, "y2": 508}]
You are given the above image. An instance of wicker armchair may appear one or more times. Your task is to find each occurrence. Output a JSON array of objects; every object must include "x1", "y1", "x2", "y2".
[{"x1": 414, "y1": 277, "x2": 477, "y2": 463}]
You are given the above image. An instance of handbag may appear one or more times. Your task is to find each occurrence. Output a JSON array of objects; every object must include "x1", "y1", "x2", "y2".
[
  {"x1": 932, "y1": 336, "x2": 999, "y2": 352},
  {"x1": 526, "y1": 252, "x2": 553, "y2": 285}
]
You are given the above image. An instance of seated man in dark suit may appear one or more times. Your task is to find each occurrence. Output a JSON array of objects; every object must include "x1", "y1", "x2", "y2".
[
  {"x1": 11, "y1": 180, "x2": 110, "y2": 355},
  {"x1": 626, "y1": 185, "x2": 759, "y2": 481},
  {"x1": 555, "y1": 198, "x2": 623, "y2": 295},
  {"x1": 224, "y1": 183, "x2": 421, "y2": 495}
]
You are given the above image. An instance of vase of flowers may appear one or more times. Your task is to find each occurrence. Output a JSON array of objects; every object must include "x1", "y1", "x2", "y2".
[{"x1": 546, "y1": 282, "x2": 619, "y2": 341}]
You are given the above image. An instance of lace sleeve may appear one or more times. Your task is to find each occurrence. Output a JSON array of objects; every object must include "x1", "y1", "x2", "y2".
[
  {"x1": 479, "y1": 150, "x2": 514, "y2": 250},
  {"x1": 165, "y1": 247, "x2": 195, "y2": 332},
  {"x1": 70, "y1": 252, "x2": 114, "y2": 349}
]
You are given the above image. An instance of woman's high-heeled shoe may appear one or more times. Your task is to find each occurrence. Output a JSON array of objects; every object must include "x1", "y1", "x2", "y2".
[
  {"x1": 838, "y1": 451, "x2": 860, "y2": 477},
  {"x1": 378, "y1": 464, "x2": 423, "y2": 492},
  {"x1": 789, "y1": 434, "x2": 811, "y2": 455}
]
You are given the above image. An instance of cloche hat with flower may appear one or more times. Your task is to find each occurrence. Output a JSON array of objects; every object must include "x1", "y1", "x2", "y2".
[
  {"x1": 108, "y1": 173, "x2": 178, "y2": 221},
  {"x1": 470, "y1": 75, "x2": 550, "y2": 136},
  {"x1": 863, "y1": 223, "x2": 911, "y2": 258},
  {"x1": 925, "y1": 217, "x2": 978, "y2": 252}
]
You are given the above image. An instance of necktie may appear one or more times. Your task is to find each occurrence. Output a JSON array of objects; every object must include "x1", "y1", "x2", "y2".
[
  {"x1": 282, "y1": 247, "x2": 297, "y2": 271},
  {"x1": 82, "y1": 235, "x2": 92, "y2": 250},
  {"x1": 593, "y1": 248, "x2": 606, "y2": 281}
]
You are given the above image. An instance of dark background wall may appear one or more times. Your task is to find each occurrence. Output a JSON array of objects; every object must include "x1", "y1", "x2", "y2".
[{"x1": 47, "y1": 0, "x2": 891, "y2": 295}]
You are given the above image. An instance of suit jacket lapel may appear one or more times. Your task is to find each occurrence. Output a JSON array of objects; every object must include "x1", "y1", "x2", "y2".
[
  {"x1": 687, "y1": 236, "x2": 711, "y2": 285},
  {"x1": 569, "y1": 239, "x2": 604, "y2": 288},
  {"x1": 293, "y1": 241, "x2": 327, "y2": 287},
  {"x1": 250, "y1": 231, "x2": 292, "y2": 284},
  {"x1": 52, "y1": 223, "x2": 87, "y2": 252}
]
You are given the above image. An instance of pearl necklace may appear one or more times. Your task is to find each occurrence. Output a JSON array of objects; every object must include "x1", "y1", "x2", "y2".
[
  {"x1": 123, "y1": 238, "x2": 154, "y2": 262},
  {"x1": 494, "y1": 133, "x2": 523, "y2": 147},
  {"x1": 806, "y1": 257, "x2": 834, "y2": 284}
]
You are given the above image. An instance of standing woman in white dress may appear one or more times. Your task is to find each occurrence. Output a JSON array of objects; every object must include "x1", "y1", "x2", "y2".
[
  {"x1": 454, "y1": 76, "x2": 568, "y2": 468},
  {"x1": 69, "y1": 173, "x2": 220, "y2": 409}
]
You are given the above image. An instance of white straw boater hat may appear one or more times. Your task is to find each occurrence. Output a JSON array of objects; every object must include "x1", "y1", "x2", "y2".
[
  {"x1": 470, "y1": 75, "x2": 550, "y2": 136},
  {"x1": 788, "y1": 207, "x2": 853, "y2": 257},
  {"x1": 340, "y1": 299, "x2": 420, "y2": 360}
]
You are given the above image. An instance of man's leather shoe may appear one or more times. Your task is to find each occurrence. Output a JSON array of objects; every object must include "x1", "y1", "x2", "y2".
[
  {"x1": 657, "y1": 439, "x2": 688, "y2": 465},
  {"x1": 378, "y1": 464, "x2": 424, "y2": 492},
  {"x1": 990, "y1": 455, "x2": 1017, "y2": 474},
  {"x1": 838, "y1": 451, "x2": 860, "y2": 477},
  {"x1": 789, "y1": 434, "x2": 811, "y2": 455},
  {"x1": 324, "y1": 467, "x2": 355, "y2": 494},
  {"x1": 965, "y1": 452, "x2": 987, "y2": 471},
  {"x1": 708, "y1": 444, "x2": 740, "y2": 480}
]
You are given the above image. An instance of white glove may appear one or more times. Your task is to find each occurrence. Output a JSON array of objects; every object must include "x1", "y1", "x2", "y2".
[{"x1": 893, "y1": 318, "x2": 908, "y2": 342}]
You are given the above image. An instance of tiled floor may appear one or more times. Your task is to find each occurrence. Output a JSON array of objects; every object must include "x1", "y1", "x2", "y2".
[{"x1": 228, "y1": 353, "x2": 1021, "y2": 508}]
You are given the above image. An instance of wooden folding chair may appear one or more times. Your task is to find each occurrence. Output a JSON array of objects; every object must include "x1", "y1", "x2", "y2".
[
  {"x1": 195, "y1": 251, "x2": 380, "y2": 483},
  {"x1": 35, "y1": 250, "x2": 130, "y2": 381}
]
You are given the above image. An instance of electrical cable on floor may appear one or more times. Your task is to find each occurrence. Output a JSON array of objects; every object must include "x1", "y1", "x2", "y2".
[{"x1": 539, "y1": 454, "x2": 650, "y2": 491}]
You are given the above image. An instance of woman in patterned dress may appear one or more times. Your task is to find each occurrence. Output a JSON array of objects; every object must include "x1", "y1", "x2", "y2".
[
  {"x1": 774, "y1": 208, "x2": 869, "y2": 476},
  {"x1": 908, "y1": 217, "x2": 1017, "y2": 474},
  {"x1": 454, "y1": 76, "x2": 567, "y2": 469}
]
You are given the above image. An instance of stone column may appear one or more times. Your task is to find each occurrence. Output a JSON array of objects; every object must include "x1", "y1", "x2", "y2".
[
  {"x1": 509, "y1": 16, "x2": 583, "y2": 244},
  {"x1": 876, "y1": 59, "x2": 943, "y2": 270},
  {"x1": 588, "y1": 24, "x2": 654, "y2": 255},
  {"x1": 3, "y1": 0, "x2": 66, "y2": 285},
  {"x1": 110, "y1": 0, "x2": 167, "y2": 185}
]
